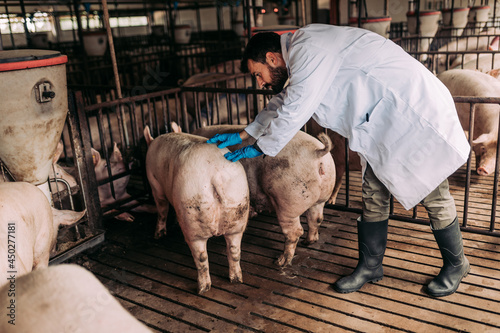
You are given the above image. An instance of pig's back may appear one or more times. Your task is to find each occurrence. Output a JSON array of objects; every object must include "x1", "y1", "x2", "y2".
[
  {"x1": 0, "y1": 182, "x2": 52, "y2": 279},
  {"x1": 438, "y1": 69, "x2": 500, "y2": 133},
  {"x1": 438, "y1": 69, "x2": 500, "y2": 97},
  {"x1": 147, "y1": 132, "x2": 249, "y2": 236},
  {"x1": 0, "y1": 182, "x2": 51, "y2": 227}
]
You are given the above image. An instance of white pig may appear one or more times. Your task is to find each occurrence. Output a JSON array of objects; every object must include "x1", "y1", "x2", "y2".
[
  {"x1": 438, "y1": 69, "x2": 500, "y2": 175},
  {"x1": 144, "y1": 127, "x2": 250, "y2": 294},
  {"x1": 194, "y1": 125, "x2": 336, "y2": 267},
  {"x1": 435, "y1": 32, "x2": 500, "y2": 73},
  {"x1": 455, "y1": 53, "x2": 500, "y2": 72},
  {"x1": 91, "y1": 143, "x2": 156, "y2": 222},
  {"x1": 0, "y1": 182, "x2": 85, "y2": 285},
  {"x1": 306, "y1": 119, "x2": 362, "y2": 205},
  {"x1": 0, "y1": 264, "x2": 151, "y2": 333}
]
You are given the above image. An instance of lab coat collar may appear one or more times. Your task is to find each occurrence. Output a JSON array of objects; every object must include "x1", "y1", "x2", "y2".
[{"x1": 280, "y1": 32, "x2": 293, "y2": 76}]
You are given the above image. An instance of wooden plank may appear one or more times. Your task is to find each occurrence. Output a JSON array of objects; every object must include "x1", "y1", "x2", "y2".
[
  {"x1": 72, "y1": 204, "x2": 500, "y2": 332},
  {"x1": 112, "y1": 294, "x2": 208, "y2": 333},
  {"x1": 88, "y1": 258, "x2": 263, "y2": 332},
  {"x1": 105, "y1": 243, "x2": 429, "y2": 332}
]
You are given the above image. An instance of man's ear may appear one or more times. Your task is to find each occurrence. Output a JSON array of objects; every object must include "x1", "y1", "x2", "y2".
[{"x1": 266, "y1": 52, "x2": 278, "y2": 65}]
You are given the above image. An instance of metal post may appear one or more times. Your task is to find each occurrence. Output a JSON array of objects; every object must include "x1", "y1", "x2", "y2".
[
  {"x1": 416, "y1": 0, "x2": 420, "y2": 36},
  {"x1": 101, "y1": 0, "x2": 129, "y2": 149},
  {"x1": 68, "y1": 91, "x2": 103, "y2": 230},
  {"x1": 196, "y1": 3, "x2": 202, "y2": 37},
  {"x1": 301, "y1": 0, "x2": 307, "y2": 26},
  {"x1": 19, "y1": 0, "x2": 31, "y2": 48},
  {"x1": 68, "y1": 3, "x2": 77, "y2": 45},
  {"x1": 4, "y1": 1, "x2": 15, "y2": 49},
  {"x1": 330, "y1": 0, "x2": 339, "y2": 25},
  {"x1": 73, "y1": 0, "x2": 85, "y2": 53}
]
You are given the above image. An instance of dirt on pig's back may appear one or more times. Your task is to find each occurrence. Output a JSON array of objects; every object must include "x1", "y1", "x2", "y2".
[{"x1": 147, "y1": 132, "x2": 249, "y2": 238}]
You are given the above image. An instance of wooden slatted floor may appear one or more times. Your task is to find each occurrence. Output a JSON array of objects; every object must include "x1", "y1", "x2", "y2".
[{"x1": 68, "y1": 207, "x2": 500, "y2": 332}]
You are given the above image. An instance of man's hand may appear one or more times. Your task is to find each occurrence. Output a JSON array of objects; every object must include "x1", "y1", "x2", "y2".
[
  {"x1": 207, "y1": 132, "x2": 242, "y2": 148},
  {"x1": 224, "y1": 145, "x2": 263, "y2": 162}
]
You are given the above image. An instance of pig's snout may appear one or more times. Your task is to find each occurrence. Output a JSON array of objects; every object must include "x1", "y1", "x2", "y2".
[
  {"x1": 477, "y1": 165, "x2": 493, "y2": 176},
  {"x1": 476, "y1": 156, "x2": 496, "y2": 175}
]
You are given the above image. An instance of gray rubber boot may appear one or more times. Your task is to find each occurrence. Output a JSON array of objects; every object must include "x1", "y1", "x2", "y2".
[
  {"x1": 333, "y1": 218, "x2": 388, "y2": 293},
  {"x1": 426, "y1": 217, "x2": 470, "y2": 297}
]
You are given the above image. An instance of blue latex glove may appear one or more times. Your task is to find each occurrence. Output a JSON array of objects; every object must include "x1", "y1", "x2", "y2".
[
  {"x1": 207, "y1": 132, "x2": 242, "y2": 148},
  {"x1": 224, "y1": 145, "x2": 263, "y2": 162}
]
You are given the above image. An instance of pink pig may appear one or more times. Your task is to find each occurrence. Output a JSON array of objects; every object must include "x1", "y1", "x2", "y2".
[
  {"x1": 438, "y1": 69, "x2": 500, "y2": 176},
  {"x1": 0, "y1": 182, "x2": 85, "y2": 285},
  {"x1": 194, "y1": 125, "x2": 336, "y2": 267},
  {"x1": 144, "y1": 126, "x2": 250, "y2": 294},
  {"x1": 91, "y1": 143, "x2": 156, "y2": 222}
]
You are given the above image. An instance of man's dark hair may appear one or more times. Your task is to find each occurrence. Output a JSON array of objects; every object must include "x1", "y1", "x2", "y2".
[{"x1": 240, "y1": 32, "x2": 282, "y2": 73}]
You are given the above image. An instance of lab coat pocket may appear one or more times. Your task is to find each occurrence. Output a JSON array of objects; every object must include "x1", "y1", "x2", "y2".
[{"x1": 351, "y1": 97, "x2": 414, "y2": 155}]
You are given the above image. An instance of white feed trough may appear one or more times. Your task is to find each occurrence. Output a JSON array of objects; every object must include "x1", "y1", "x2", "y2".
[
  {"x1": 82, "y1": 30, "x2": 108, "y2": 57},
  {"x1": 0, "y1": 50, "x2": 68, "y2": 202},
  {"x1": 407, "y1": 10, "x2": 441, "y2": 61},
  {"x1": 174, "y1": 25, "x2": 192, "y2": 44},
  {"x1": 468, "y1": 6, "x2": 490, "y2": 34},
  {"x1": 349, "y1": 16, "x2": 392, "y2": 38},
  {"x1": 441, "y1": 7, "x2": 470, "y2": 36}
]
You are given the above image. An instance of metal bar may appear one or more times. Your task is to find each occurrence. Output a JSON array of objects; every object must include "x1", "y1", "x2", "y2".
[
  {"x1": 19, "y1": 0, "x2": 31, "y2": 47},
  {"x1": 344, "y1": 137, "x2": 350, "y2": 206},
  {"x1": 97, "y1": 108, "x2": 116, "y2": 200},
  {"x1": 490, "y1": 111, "x2": 500, "y2": 232},
  {"x1": 84, "y1": 87, "x2": 181, "y2": 111},
  {"x1": 194, "y1": 92, "x2": 201, "y2": 128},
  {"x1": 4, "y1": 1, "x2": 15, "y2": 48},
  {"x1": 301, "y1": 0, "x2": 307, "y2": 26},
  {"x1": 49, "y1": 231, "x2": 105, "y2": 266},
  {"x1": 227, "y1": 92, "x2": 233, "y2": 125},
  {"x1": 102, "y1": 0, "x2": 128, "y2": 148},
  {"x1": 463, "y1": 103, "x2": 475, "y2": 228},
  {"x1": 162, "y1": 94, "x2": 169, "y2": 133},
  {"x1": 181, "y1": 92, "x2": 189, "y2": 133},
  {"x1": 68, "y1": 91, "x2": 103, "y2": 231}
]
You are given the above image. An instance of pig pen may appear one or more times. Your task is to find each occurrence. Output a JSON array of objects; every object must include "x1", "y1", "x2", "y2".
[
  {"x1": 66, "y1": 39, "x2": 244, "y2": 88},
  {"x1": 61, "y1": 75, "x2": 500, "y2": 331},
  {"x1": 66, "y1": 73, "x2": 269, "y2": 222},
  {"x1": 394, "y1": 27, "x2": 500, "y2": 74}
]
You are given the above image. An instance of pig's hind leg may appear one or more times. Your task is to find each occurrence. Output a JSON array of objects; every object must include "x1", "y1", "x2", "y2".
[
  {"x1": 275, "y1": 215, "x2": 304, "y2": 266},
  {"x1": 224, "y1": 232, "x2": 244, "y2": 284},
  {"x1": 186, "y1": 237, "x2": 211, "y2": 294},
  {"x1": 302, "y1": 202, "x2": 325, "y2": 246},
  {"x1": 148, "y1": 177, "x2": 170, "y2": 239}
]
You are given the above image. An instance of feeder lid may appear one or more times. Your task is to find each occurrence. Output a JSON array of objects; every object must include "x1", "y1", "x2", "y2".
[
  {"x1": 252, "y1": 25, "x2": 299, "y2": 36},
  {"x1": 0, "y1": 49, "x2": 67, "y2": 72}
]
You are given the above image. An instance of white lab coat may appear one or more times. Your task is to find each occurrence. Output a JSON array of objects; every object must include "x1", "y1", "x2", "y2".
[{"x1": 245, "y1": 24, "x2": 469, "y2": 210}]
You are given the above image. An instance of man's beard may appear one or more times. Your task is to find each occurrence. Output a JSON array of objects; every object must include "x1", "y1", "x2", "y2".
[{"x1": 266, "y1": 64, "x2": 289, "y2": 94}]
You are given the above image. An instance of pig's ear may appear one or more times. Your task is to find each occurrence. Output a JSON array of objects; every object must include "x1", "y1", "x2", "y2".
[
  {"x1": 489, "y1": 36, "x2": 500, "y2": 51},
  {"x1": 144, "y1": 126, "x2": 154, "y2": 147},
  {"x1": 488, "y1": 69, "x2": 500, "y2": 78},
  {"x1": 171, "y1": 122, "x2": 182, "y2": 133},
  {"x1": 51, "y1": 208, "x2": 86, "y2": 228},
  {"x1": 53, "y1": 141, "x2": 64, "y2": 164},
  {"x1": 91, "y1": 148, "x2": 100, "y2": 166},
  {"x1": 472, "y1": 133, "x2": 489, "y2": 145},
  {"x1": 113, "y1": 142, "x2": 123, "y2": 162}
]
